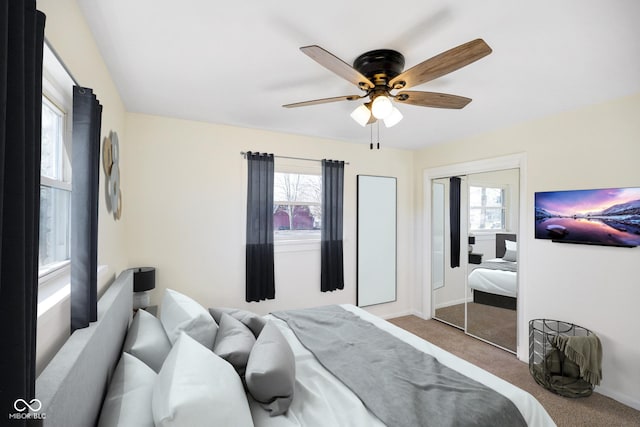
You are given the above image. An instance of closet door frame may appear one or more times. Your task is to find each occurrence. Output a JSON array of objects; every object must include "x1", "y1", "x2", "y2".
[{"x1": 422, "y1": 153, "x2": 527, "y2": 359}]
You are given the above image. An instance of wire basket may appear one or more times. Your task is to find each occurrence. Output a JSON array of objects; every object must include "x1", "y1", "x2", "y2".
[{"x1": 529, "y1": 319, "x2": 594, "y2": 398}]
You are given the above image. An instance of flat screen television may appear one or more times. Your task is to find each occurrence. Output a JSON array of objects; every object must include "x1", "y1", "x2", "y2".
[{"x1": 534, "y1": 187, "x2": 640, "y2": 247}]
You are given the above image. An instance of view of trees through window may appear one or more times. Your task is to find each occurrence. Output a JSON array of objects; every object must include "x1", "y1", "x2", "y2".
[
  {"x1": 469, "y1": 185, "x2": 506, "y2": 231},
  {"x1": 39, "y1": 97, "x2": 71, "y2": 274},
  {"x1": 273, "y1": 172, "x2": 322, "y2": 239}
]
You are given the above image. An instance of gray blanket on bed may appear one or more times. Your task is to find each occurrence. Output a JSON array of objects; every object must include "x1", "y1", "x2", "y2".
[
  {"x1": 477, "y1": 260, "x2": 518, "y2": 272},
  {"x1": 272, "y1": 305, "x2": 527, "y2": 427}
]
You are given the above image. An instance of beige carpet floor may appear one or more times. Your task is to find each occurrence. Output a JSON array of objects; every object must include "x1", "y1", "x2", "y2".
[{"x1": 389, "y1": 315, "x2": 640, "y2": 427}]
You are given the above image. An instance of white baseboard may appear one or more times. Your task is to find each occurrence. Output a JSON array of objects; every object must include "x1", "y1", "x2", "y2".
[
  {"x1": 409, "y1": 308, "x2": 430, "y2": 320},
  {"x1": 378, "y1": 309, "x2": 417, "y2": 320},
  {"x1": 434, "y1": 297, "x2": 471, "y2": 310},
  {"x1": 595, "y1": 385, "x2": 640, "y2": 411},
  {"x1": 378, "y1": 308, "x2": 430, "y2": 320}
]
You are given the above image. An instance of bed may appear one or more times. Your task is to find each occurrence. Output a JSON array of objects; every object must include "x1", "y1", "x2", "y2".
[
  {"x1": 35, "y1": 270, "x2": 555, "y2": 427},
  {"x1": 468, "y1": 233, "x2": 518, "y2": 310}
]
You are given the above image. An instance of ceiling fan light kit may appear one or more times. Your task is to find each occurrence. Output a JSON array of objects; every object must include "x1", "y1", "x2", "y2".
[
  {"x1": 383, "y1": 106, "x2": 403, "y2": 128},
  {"x1": 351, "y1": 104, "x2": 372, "y2": 127},
  {"x1": 283, "y1": 38, "x2": 492, "y2": 145},
  {"x1": 371, "y1": 95, "x2": 393, "y2": 119}
]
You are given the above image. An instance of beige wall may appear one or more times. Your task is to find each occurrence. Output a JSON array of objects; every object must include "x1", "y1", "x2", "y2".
[
  {"x1": 414, "y1": 93, "x2": 640, "y2": 409},
  {"x1": 36, "y1": 0, "x2": 129, "y2": 373},
  {"x1": 124, "y1": 113, "x2": 416, "y2": 319}
]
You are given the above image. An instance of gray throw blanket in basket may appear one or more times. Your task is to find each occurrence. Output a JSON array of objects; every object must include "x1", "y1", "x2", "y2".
[{"x1": 551, "y1": 334, "x2": 602, "y2": 386}]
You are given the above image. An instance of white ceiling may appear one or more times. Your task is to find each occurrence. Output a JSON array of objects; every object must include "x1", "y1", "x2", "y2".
[{"x1": 77, "y1": 0, "x2": 640, "y2": 150}]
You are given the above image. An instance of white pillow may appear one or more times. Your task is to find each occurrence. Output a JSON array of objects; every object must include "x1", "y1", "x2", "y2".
[
  {"x1": 245, "y1": 321, "x2": 296, "y2": 416},
  {"x1": 503, "y1": 240, "x2": 518, "y2": 261},
  {"x1": 98, "y1": 352, "x2": 156, "y2": 427},
  {"x1": 123, "y1": 308, "x2": 172, "y2": 372},
  {"x1": 209, "y1": 307, "x2": 267, "y2": 337},
  {"x1": 160, "y1": 289, "x2": 218, "y2": 348},
  {"x1": 213, "y1": 313, "x2": 256, "y2": 375},
  {"x1": 152, "y1": 332, "x2": 254, "y2": 427}
]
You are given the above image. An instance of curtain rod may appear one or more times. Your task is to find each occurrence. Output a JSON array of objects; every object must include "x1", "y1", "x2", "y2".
[
  {"x1": 45, "y1": 38, "x2": 81, "y2": 87},
  {"x1": 240, "y1": 152, "x2": 349, "y2": 165}
]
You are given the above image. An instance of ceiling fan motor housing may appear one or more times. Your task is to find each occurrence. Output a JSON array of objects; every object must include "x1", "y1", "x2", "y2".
[{"x1": 353, "y1": 49, "x2": 405, "y2": 83}]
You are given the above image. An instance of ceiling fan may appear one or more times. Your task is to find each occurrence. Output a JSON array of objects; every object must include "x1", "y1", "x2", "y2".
[{"x1": 283, "y1": 39, "x2": 492, "y2": 128}]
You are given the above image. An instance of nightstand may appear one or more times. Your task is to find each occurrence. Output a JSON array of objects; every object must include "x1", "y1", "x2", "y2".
[{"x1": 469, "y1": 252, "x2": 483, "y2": 264}]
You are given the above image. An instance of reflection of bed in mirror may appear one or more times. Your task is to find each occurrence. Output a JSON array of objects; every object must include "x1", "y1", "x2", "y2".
[{"x1": 468, "y1": 233, "x2": 517, "y2": 310}]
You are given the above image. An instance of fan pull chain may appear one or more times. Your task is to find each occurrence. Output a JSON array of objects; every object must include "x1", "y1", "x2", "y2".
[
  {"x1": 368, "y1": 122, "x2": 381, "y2": 150},
  {"x1": 370, "y1": 123, "x2": 373, "y2": 150}
]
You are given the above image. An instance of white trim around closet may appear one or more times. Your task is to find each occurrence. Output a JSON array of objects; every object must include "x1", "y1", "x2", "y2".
[{"x1": 421, "y1": 153, "x2": 528, "y2": 361}]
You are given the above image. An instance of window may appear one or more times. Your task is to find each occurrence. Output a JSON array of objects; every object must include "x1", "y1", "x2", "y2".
[
  {"x1": 469, "y1": 185, "x2": 506, "y2": 231},
  {"x1": 39, "y1": 95, "x2": 72, "y2": 276},
  {"x1": 273, "y1": 172, "x2": 322, "y2": 241},
  {"x1": 39, "y1": 44, "x2": 74, "y2": 279}
]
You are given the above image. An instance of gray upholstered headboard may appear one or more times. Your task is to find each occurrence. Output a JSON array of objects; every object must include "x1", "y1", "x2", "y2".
[
  {"x1": 496, "y1": 233, "x2": 517, "y2": 258},
  {"x1": 36, "y1": 269, "x2": 133, "y2": 427}
]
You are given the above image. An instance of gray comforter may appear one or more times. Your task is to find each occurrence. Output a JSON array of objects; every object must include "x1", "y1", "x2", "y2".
[
  {"x1": 272, "y1": 305, "x2": 527, "y2": 427},
  {"x1": 477, "y1": 260, "x2": 518, "y2": 272}
]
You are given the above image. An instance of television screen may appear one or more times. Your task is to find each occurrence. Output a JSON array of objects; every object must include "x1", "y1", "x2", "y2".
[{"x1": 534, "y1": 187, "x2": 640, "y2": 247}]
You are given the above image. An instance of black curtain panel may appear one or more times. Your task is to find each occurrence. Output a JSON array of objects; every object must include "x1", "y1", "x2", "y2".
[
  {"x1": 70, "y1": 86, "x2": 102, "y2": 332},
  {"x1": 449, "y1": 176, "x2": 461, "y2": 268},
  {"x1": 0, "y1": 0, "x2": 45, "y2": 420},
  {"x1": 245, "y1": 152, "x2": 275, "y2": 302},
  {"x1": 321, "y1": 160, "x2": 344, "y2": 292}
]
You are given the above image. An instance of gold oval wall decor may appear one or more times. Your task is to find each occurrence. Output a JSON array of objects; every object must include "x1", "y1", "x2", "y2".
[
  {"x1": 103, "y1": 130, "x2": 122, "y2": 220},
  {"x1": 102, "y1": 134, "x2": 113, "y2": 176}
]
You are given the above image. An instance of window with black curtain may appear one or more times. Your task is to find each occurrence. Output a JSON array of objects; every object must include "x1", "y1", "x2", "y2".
[
  {"x1": 0, "y1": 1, "x2": 46, "y2": 421},
  {"x1": 70, "y1": 86, "x2": 102, "y2": 332},
  {"x1": 321, "y1": 160, "x2": 344, "y2": 292},
  {"x1": 245, "y1": 152, "x2": 275, "y2": 302}
]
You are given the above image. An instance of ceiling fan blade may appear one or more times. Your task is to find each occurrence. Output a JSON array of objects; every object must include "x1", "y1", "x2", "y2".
[
  {"x1": 300, "y1": 45, "x2": 375, "y2": 90},
  {"x1": 394, "y1": 91, "x2": 472, "y2": 109},
  {"x1": 388, "y1": 39, "x2": 492, "y2": 90},
  {"x1": 283, "y1": 95, "x2": 362, "y2": 108}
]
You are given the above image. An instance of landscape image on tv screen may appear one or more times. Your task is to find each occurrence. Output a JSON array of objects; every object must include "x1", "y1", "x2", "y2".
[{"x1": 535, "y1": 187, "x2": 640, "y2": 247}]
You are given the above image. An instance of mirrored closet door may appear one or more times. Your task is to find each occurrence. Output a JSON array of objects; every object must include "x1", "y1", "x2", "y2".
[
  {"x1": 431, "y1": 177, "x2": 468, "y2": 330},
  {"x1": 465, "y1": 169, "x2": 519, "y2": 353},
  {"x1": 431, "y1": 169, "x2": 519, "y2": 353}
]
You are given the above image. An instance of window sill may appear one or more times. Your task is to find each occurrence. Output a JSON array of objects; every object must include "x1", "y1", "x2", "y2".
[
  {"x1": 274, "y1": 239, "x2": 321, "y2": 253},
  {"x1": 39, "y1": 260, "x2": 71, "y2": 281},
  {"x1": 37, "y1": 264, "x2": 108, "y2": 319},
  {"x1": 470, "y1": 231, "x2": 508, "y2": 238}
]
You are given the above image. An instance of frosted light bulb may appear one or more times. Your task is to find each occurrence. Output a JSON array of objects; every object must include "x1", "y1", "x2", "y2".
[
  {"x1": 383, "y1": 107, "x2": 403, "y2": 128},
  {"x1": 371, "y1": 96, "x2": 393, "y2": 119},
  {"x1": 350, "y1": 104, "x2": 371, "y2": 127}
]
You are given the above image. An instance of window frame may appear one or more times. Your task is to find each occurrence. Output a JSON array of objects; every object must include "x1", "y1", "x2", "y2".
[{"x1": 468, "y1": 184, "x2": 508, "y2": 232}]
